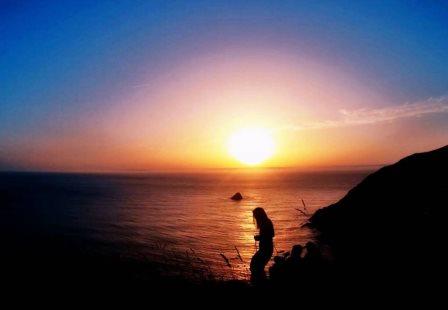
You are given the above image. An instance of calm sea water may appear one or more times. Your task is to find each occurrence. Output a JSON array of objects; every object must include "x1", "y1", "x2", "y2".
[{"x1": 0, "y1": 170, "x2": 369, "y2": 280}]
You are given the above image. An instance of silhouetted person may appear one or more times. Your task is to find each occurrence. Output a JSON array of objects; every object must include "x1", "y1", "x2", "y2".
[
  {"x1": 302, "y1": 241, "x2": 325, "y2": 280},
  {"x1": 289, "y1": 244, "x2": 304, "y2": 264},
  {"x1": 250, "y1": 207, "x2": 274, "y2": 282},
  {"x1": 270, "y1": 244, "x2": 304, "y2": 283},
  {"x1": 287, "y1": 244, "x2": 304, "y2": 280},
  {"x1": 303, "y1": 241, "x2": 321, "y2": 263}
]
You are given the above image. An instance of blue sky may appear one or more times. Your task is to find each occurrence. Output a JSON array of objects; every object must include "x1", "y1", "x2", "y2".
[{"x1": 1, "y1": 1, "x2": 448, "y2": 171}]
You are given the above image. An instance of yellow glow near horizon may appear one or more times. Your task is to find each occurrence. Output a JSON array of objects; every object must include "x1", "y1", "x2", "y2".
[
  {"x1": 11, "y1": 49, "x2": 411, "y2": 172},
  {"x1": 228, "y1": 128, "x2": 275, "y2": 165}
]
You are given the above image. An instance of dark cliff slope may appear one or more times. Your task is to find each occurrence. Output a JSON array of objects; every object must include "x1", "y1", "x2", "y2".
[{"x1": 309, "y1": 145, "x2": 447, "y2": 273}]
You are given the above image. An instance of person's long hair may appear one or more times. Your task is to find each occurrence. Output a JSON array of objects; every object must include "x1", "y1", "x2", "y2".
[{"x1": 253, "y1": 207, "x2": 269, "y2": 229}]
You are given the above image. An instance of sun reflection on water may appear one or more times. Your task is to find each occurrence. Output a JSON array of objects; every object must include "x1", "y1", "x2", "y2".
[{"x1": 96, "y1": 171, "x2": 363, "y2": 280}]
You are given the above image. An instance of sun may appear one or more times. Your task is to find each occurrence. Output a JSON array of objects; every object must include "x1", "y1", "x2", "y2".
[{"x1": 228, "y1": 128, "x2": 275, "y2": 165}]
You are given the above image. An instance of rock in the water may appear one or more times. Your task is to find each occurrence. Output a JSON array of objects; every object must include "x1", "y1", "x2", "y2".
[{"x1": 230, "y1": 192, "x2": 243, "y2": 200}]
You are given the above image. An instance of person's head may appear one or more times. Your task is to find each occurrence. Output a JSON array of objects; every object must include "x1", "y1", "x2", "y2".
[
  {"x1": 305, "y1": 241, "x2": 319, "y2": 257},
  {"x1": 253, "y1": 207, "x2": 269, "y2": 229},
  {"x1": 305, "y1": 241, "x2": 316, "y2": 250},
  {"x1": 290, "y1": 244, "x2": 304, "y2": 260}
]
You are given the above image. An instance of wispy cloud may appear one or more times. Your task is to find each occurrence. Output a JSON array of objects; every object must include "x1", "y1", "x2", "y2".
[{"x1": 283, "y1": 96, "x2": 448, "y2": 131}]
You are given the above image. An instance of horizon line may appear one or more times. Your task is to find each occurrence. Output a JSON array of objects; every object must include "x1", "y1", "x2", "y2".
[{"x1": 0, "y1": 163, "x2": 386, "y2": 175}]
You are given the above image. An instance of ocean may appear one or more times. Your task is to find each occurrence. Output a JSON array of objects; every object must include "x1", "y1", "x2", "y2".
[{"x1": 0, "y1": 170, "x2": 369, "y2": 281}]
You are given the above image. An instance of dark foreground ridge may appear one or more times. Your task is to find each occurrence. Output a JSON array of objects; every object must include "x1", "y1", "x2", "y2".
[{"x1": 308, "y1": 145, "x2": 447, "y2": 280}]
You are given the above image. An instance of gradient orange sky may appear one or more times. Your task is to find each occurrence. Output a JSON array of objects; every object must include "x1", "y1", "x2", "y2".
[{"x1": 1, "y1": 2, "x2": 448, "y2": 172}]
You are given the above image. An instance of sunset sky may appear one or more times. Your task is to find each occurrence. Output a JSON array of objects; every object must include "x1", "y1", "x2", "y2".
[{"x1": 1, "y1": 1, "x2": 448, "y2": 172}]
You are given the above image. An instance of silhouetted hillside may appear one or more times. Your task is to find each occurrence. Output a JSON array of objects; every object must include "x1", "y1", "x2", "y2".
[{"x1": 309, "y1": 145, "x2": 447, "y2": 279}]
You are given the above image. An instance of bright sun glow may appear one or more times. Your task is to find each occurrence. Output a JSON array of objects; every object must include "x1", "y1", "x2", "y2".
[{"x1": 228, "y1": 128, "x2": 275, "y2": 165}]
